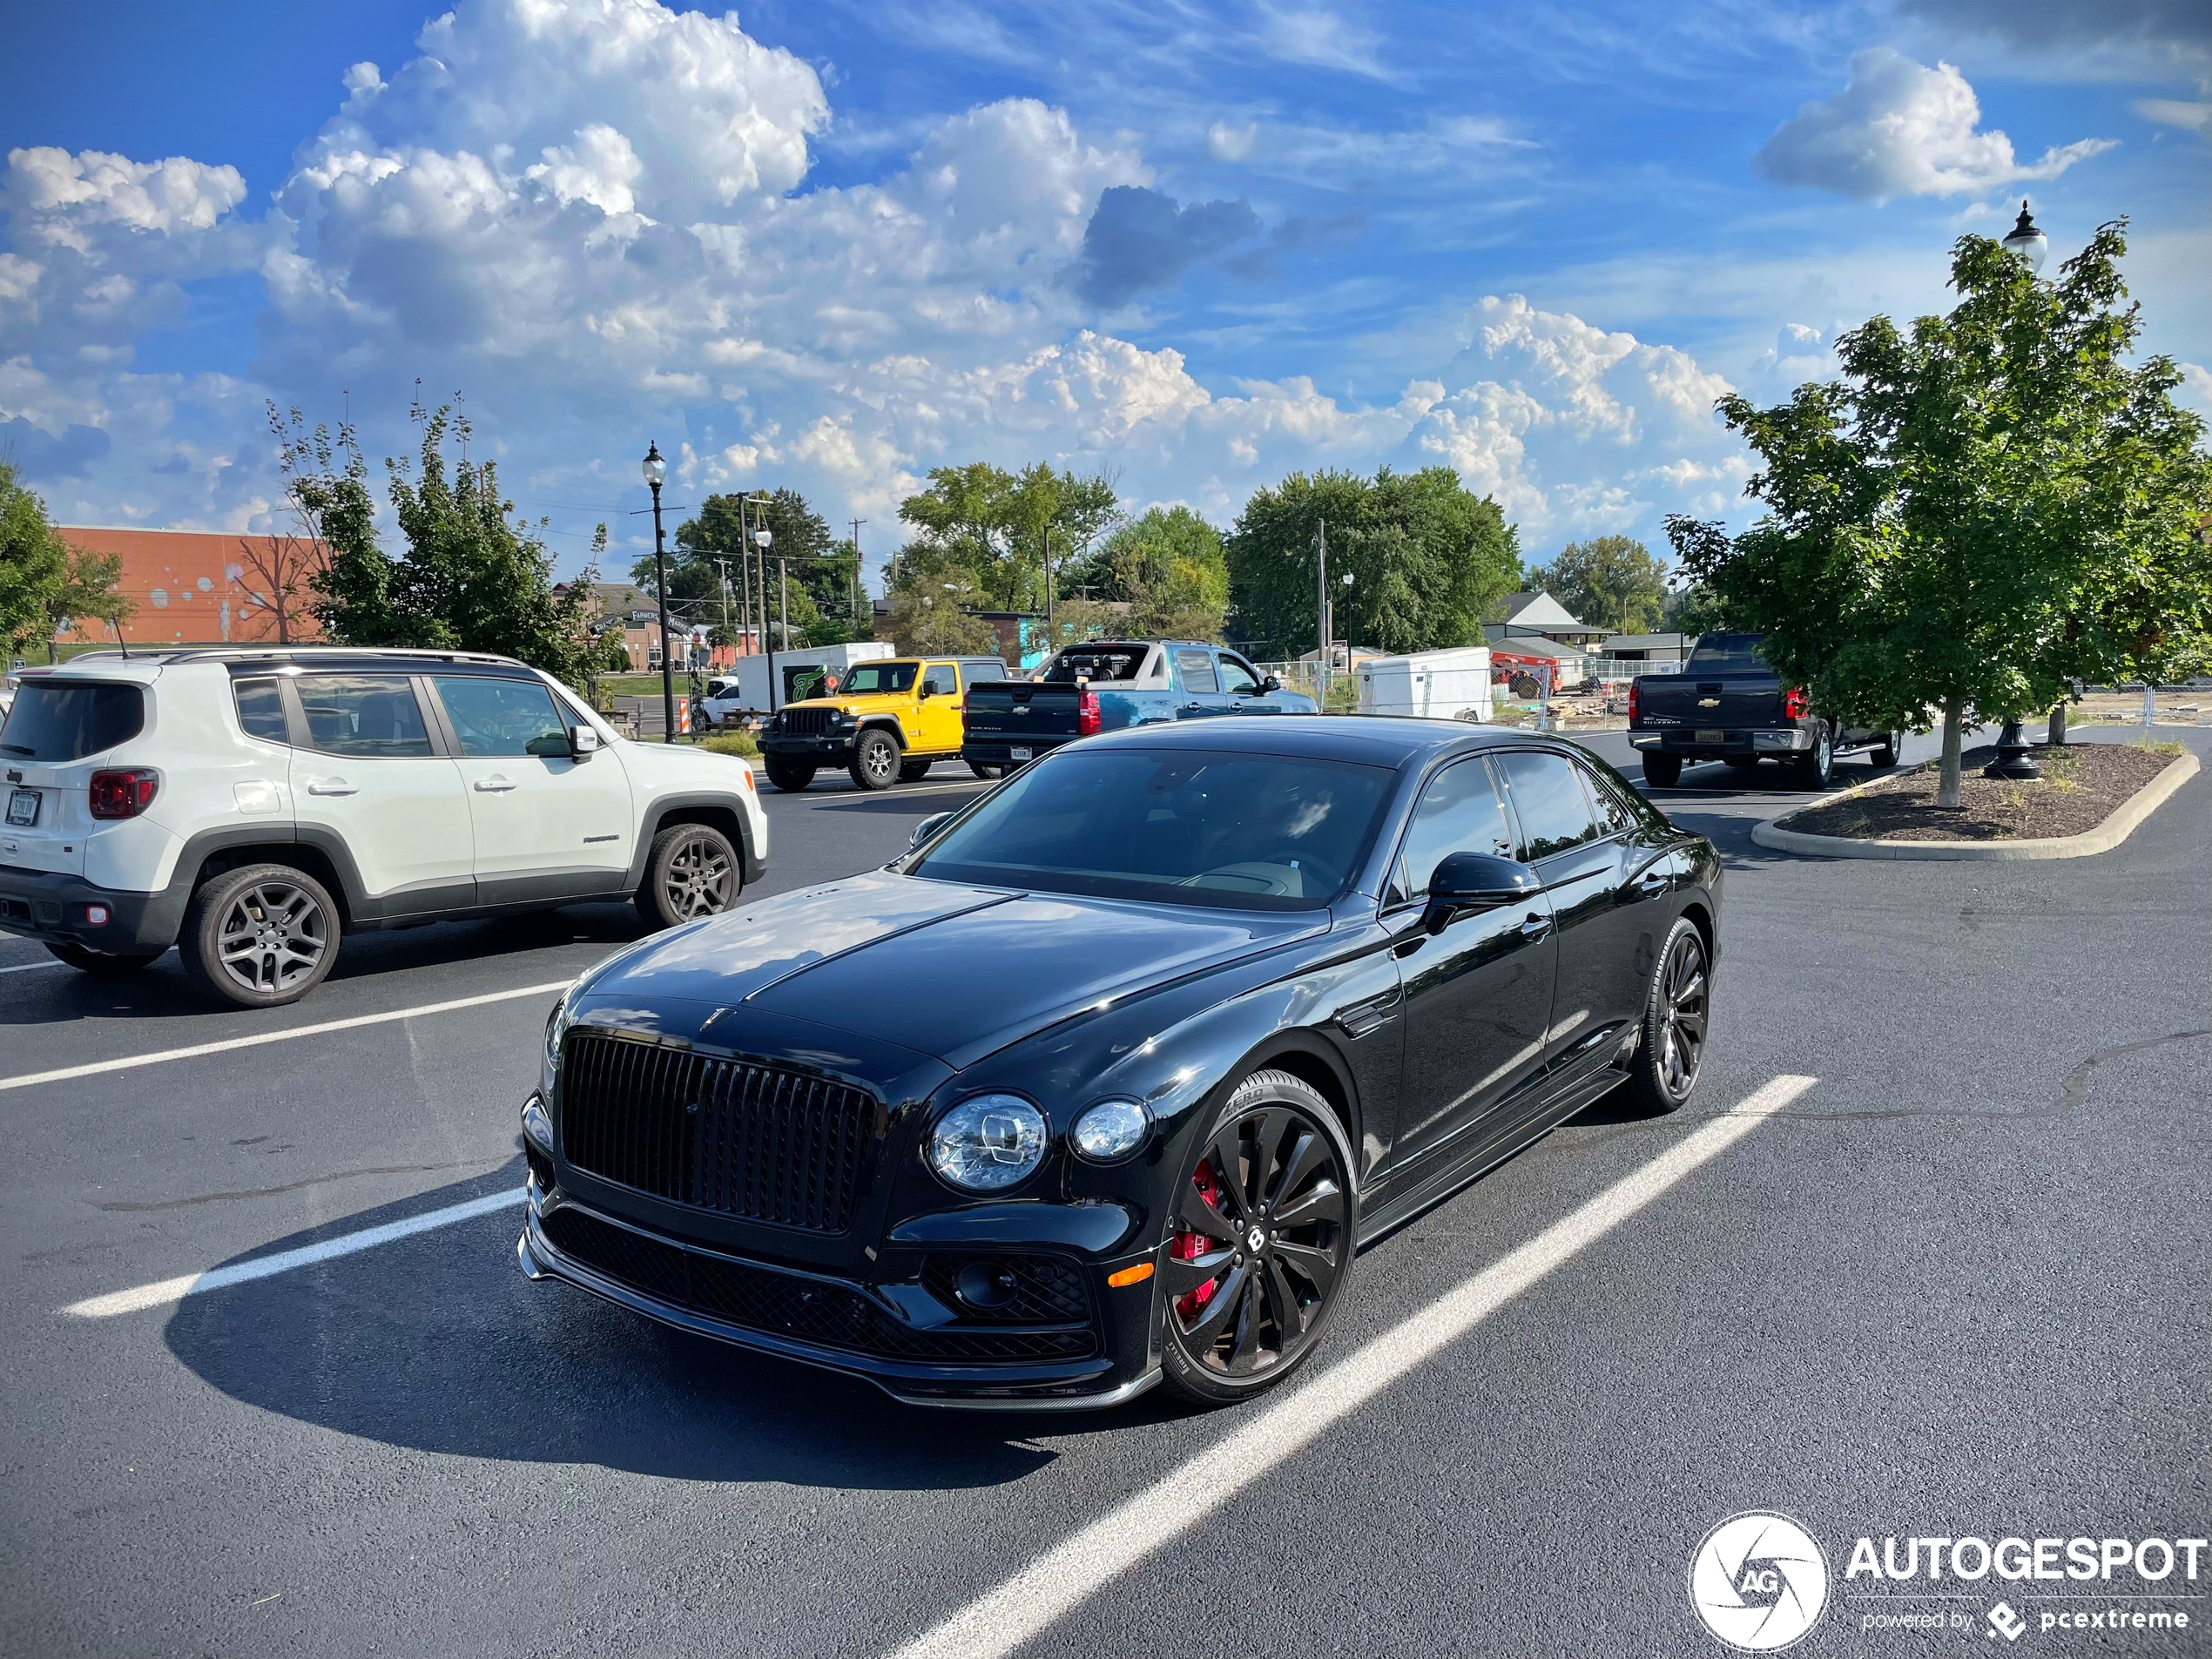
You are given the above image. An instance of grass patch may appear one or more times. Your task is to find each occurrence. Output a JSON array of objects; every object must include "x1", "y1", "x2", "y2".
[{"x1": 698, "y1": 732, "x2": 760, "y2": 760}]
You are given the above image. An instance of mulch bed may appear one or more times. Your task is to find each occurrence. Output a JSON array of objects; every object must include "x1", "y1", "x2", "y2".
[{"x1": 1777, "y1": 742, "x2": 2181, "y2": 842}]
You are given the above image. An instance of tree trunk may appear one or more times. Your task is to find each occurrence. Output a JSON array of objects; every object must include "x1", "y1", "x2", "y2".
[
  {"x1": 2047, "y1": 701, "x2": 2067, "y2": 745},
  {"x1": 1937, "y1": 694, "x2": 1966, "y2": 810}
]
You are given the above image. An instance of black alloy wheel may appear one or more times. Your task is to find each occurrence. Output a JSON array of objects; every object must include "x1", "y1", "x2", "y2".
[
  {"x1": 849, "y1": 729, "x2": 900, "y2": 791},
  {"x1": 1795, "y1": 722, "x2": 1835, "y2": 787},
  {"x1": 1641, "y1": 752, "x2": 1683, "y2": 788},
  {"x1": 1615, "y1": 918, "x2": 1710, "y2": 1116},
  {"x1": 1158, "y1": 1070, "x2": 1353, "y2": 1405},
  {"x1": 44, "y1": 941, "x2": 164, "y2": 974},
  {"x1": 636, "y1": 823, "x2": 739, "y2": 930},
  {"x1": 179, "y1": 862, "x2": 339, "y2": 1008},
  {"x1": 764, "y1": 759, "x2": 816, "y2": 792}
]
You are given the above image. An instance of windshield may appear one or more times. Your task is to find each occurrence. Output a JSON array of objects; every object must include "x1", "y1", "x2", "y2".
[
  {"x1": 840, "y1": 662, "x2": 918, "y2": 695},
  {"x1": 1684, "y1": 633, "x2": 1772, "y2": 675},
  {"x1": 912, "y1": 747, "x2": 1392, "y2": 910},
  {"x1": 0, "y1": 681, "x2": 145, "y2": 760}
]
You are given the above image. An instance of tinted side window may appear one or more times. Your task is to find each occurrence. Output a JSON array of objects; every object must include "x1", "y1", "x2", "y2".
[
  {"x1": 297, "y1": 676, "x2": 433, "y2": 758},
  {"x1": 967, "y1": 659, "x2": 1007, "y2": 682},
  {"x1": 1395, "y1": 758, "x2": 1516, "y2": 900},
  {"x1": 1217, "y1": 655, "x2": 1262, "y2": 696},
  {"x1": 921, "y1": 662, "x2": 957, "y2": 696},
  {"x1": 1580, "y1": 763, "x2": 1636, "y2": 836},
  {"x1": 1175, "y1": 648, "x2": 1218, "y2": 692},
  {"x1": 1496, "y1": 751, "x2": 1599, "y2": 861},
  {"x1": 0, "y1": 682, "x2": 145, "y2": 761},
  {"x1": 233, "y1": 678, "x2": 290, "y2": 744},
  {"x1": 432, "y1": 676, "x2": 568, "y2": 757}
]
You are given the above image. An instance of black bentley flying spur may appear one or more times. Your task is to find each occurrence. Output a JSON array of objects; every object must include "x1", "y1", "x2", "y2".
[{"x1": 517, "y1": 717, "x2": 1722, "y2": 1409}]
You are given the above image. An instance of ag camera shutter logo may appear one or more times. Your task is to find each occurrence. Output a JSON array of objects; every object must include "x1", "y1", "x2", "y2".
[{"x1": 1689, "y1": 1512, "x2": 1831, "y2": 1651}]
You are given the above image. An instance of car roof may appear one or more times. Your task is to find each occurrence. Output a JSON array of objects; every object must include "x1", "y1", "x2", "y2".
[
  {"x1": 1081, "y1": 714, "x2": 1555, "y2": 769},
  {"x1": 51, "y1": 646, "x2": 534, "y2": 674}
]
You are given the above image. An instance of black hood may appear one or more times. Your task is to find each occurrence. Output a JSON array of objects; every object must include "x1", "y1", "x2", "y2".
[{"x1": 570, "y1": 869, "x2": 1327, "y2": 1071}]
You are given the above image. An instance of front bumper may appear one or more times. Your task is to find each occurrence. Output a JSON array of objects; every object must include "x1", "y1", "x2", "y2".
[
  {"x1": 759, "y1": 731, "x2": 857, "y2": 760},
  {"x1": 516, "y1": 1174, "x2": 1163, "y2": 1410},
  {"x1": 0, "y1": 863, "x2": 182, "y2": 952},
  {"x1": 1629, "y1": 727, "x2": 1812, "y2": 754}
]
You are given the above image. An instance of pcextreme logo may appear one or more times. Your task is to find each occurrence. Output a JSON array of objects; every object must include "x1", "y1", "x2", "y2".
[{"x1": 1689, "y1": 1512, "x2": 1831, "y2": 1652}]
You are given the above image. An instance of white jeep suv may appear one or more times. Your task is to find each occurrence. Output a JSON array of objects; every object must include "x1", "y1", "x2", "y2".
[{"x1": 0, "y1": 648, "x2": 768, "y2": 1008}]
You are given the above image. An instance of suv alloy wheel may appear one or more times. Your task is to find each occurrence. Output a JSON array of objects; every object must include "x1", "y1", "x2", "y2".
[
  {"x1": 849, "y1": 728, "x2": 900, "y2": 791},
  {"x1": 636, "y1": 823, "x2": 741, "y2": 930},
  {"x1": 179, "y1": 862, "x2": 340, "y2": 1008}
]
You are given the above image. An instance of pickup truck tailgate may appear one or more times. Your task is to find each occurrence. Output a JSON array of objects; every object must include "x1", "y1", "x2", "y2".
[
  {"x1": 961, "y1": 682, "x2": 1081, "y2": 738},
  {"x1": 1639, "y1": 674, "x2": 1778, "y2": 728}
]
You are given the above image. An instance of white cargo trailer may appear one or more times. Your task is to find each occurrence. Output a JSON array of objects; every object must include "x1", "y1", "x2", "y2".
[
  {"x1": 698, "y1": 641, "x2": 895, "y2": 723},
  {"x1": 1356, "y1": 646, "x2": 1494, "y2": 723}
]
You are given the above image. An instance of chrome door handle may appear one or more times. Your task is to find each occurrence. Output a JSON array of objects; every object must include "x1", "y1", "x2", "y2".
[
  {"x1": 306, "y1": 779, "x2": 356, "y2": 797},
  {"x1": 1638, "y1": 869, "x2": 1669, "y2": 894},
  {"x1": 1183, "y1": 701, "x2": 1202, "y2": 711},
  {"x1": 1520, "y1": 912, "x2": 1553, "y2": 941},
  {"x1": 474, "y1": 776, "x2": 516, "y2": 792}
]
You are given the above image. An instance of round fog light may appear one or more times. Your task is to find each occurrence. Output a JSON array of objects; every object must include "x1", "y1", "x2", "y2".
[{"x1": 1071, "y1": 1096, "x2": 1149, "y2": 1163}]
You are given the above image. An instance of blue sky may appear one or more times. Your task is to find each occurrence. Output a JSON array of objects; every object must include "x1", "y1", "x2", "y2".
[{"x1": 2, "y1": 0, "x2": 2205, "y2": 582}]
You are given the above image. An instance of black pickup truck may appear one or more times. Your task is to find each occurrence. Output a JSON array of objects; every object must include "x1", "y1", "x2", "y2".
[{"x1": 1629, "y1": 631, "x2": 1900, "y2": 788}]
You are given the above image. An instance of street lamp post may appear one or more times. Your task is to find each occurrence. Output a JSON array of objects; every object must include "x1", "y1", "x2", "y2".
[
  {"x1": 758, "y1": 527, "x2": 779, "y2": 713},
  {"x1": 1985, "y1": 199, "x2": 2050, "y2": 782},
  {"x1": 642, "y1": 441, "x2": 676, "y2": 744}
]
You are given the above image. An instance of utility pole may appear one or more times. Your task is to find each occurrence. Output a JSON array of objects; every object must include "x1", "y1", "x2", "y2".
[
  {"x1": 1316, "y1": 517, "x2": 1328, "y2": 700},
  {"x1": 713, "y1": 557, "x2": 733, "y2": 655},
  {"x1": 1043, "y1": 524, "x2": 1054, "y2": 638},
  {"x1": 849, "y1": 516, "x2": 867, "y2": 626}
]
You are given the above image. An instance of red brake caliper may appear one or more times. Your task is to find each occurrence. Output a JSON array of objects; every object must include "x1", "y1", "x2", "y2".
[{"x1": 1172, "y1": 1159, "x2": 1226, "y2": 1320}]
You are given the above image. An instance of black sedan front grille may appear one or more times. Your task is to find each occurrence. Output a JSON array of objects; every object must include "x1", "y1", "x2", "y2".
[
  {"x1": 779, "y1": 708, "x2": 837, "y2": 737},
  {"x1": 540, "y1": 1207, "x2": 1098, "y2": 1365},
  {"x1": 559, "y1": 1032, "x2": 879, "y2": 1234}
]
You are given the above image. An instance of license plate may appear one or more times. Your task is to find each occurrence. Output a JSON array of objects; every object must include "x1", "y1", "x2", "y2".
[
  {"x1": 1009, "y1": 746, "x2": 1031, "y2": 762},
  {"x1": 6, "y1": 788, "x2": 37, "y2": 826},
  {"x1": 1695, "y1": 729, "x2": 1725, "y2": 745}
]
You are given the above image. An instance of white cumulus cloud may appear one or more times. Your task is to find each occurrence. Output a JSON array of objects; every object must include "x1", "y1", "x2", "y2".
[{"x1": 1757, "y1": 48, "x2": 2115, "y2": 201}]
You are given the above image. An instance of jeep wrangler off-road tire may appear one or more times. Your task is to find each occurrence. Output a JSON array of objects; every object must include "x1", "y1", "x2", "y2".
[
  {"x1": 764, "y1": 758, "x2": 816, "y2": 792},
  {"x1": 849, "y1": 729, "x2": 900, "y2": 792}
]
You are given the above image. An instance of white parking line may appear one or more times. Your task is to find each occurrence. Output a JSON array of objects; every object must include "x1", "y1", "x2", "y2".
[
  {"x1": 0, "y1": 980, "x2": 571, "y2": 1093},
  {"x1": 62, "y1": 1187, "x2": 527, "y2": 1318},
  {"x1": 0, "y1": 957, "x2": 66, "y2": 974},
  {"x1": 887, "y1": 1072, "x2": 1818, "y2": 1659}
]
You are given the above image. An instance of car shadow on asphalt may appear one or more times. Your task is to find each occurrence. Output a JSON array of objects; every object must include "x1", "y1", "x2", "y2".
[
  {"x1": 0, "y1": 906, "x2": 652, "y2": 1029},
  {"x1": 158, "y1": 1166, "x2": 1170, "y2": 1487}
]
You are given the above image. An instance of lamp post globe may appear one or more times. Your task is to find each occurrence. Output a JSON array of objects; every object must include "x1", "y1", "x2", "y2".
[
  {"x1": 2000, "y1": 200, "x2": 2047, "y2": 275},
  {"x1": 643, "y1": 441, "x2": 677, "y2": 743}
]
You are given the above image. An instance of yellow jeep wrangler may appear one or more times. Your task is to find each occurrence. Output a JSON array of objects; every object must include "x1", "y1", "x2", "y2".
[{"x1": 757, "y1": 655, "x2": 1012, "y2": 792}]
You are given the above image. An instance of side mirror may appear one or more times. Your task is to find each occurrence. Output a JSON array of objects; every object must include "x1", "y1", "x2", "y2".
[
  {"x1": 571, "y1": 724, "x2": 602, "y2": 758},
  {"x1": 1421, "y1": 851, "x2": 1538, "y2": 934},
  {"x1": 1260, "y1": 676, "x2": 1281, "y2": 693},
  {"x1": 909, "y1": 811, "x2": 953, "y2": 851},
  {"x1": 918, "y1": 683, "x2": 937, "y2": 700}
]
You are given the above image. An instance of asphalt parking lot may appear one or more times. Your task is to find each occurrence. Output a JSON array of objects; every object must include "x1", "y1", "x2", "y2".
[{"x1": 3, "y1": 728, "x2": 2206, "y2": 1658}]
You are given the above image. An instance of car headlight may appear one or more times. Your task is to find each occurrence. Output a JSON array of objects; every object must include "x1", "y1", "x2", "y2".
[
  {"x1": 1070, "y1": 1096, "x2": 1150, "y2": 1163},
  {"x1": 928, "y1": 1095, "x2": 1048, "y2": 1192},
  {"x1": 542, "y1": 993, "x2": 570, "y2": 1096}
]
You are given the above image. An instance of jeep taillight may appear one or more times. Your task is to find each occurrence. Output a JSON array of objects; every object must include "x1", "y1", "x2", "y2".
[
  {"x1": 89, "y1": 768, "x2": 159, "y2": 819},
  {"x1": 1077, "y1": 691, "x2": 1102, "y2": 737},
  {"x1": 1783, "y1": 686, "x2": 1809, "y2": 721},
  {"x1": 1627, "y1": 682, "x2": 1640, "y2": 724}
]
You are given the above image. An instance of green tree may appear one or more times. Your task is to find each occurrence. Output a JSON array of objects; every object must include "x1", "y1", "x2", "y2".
[
  {"x1": 43, "y1": 545, "x2": 135, "y2": 658},
  {"x1": 1662, "y1": 580, "x2": 1730, "y2": 638},
  {"x1": 300, "y1": 402, "x2": 605, "y2": 686},
  {"x1": 1069, "y1": 504, "x2": 1231, "y2": 639},
  {"x1": 0, "y1": 459, "x2": 74, "y2": 659},
  {"x1": 1536, "y1": 536, "x2": 1668, "y2": 634},
  {"x1": 884, "y1": 563, "x2": 1000, "y2": 655},
  {"x1": 1224, "y1": 467, "x2": 1521, "y2": 658},
  {"x1": 1673, "y1": 219, "x2": 2212, "y2": 808},
  {"x1": 897, "y1": 462, "x2": 1118, "y2": 611},
  {"x1": 660, "y1": 488, "x2": 856, "y2": 639}
]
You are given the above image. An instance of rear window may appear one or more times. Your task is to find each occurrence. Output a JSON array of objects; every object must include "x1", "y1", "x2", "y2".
[
  {"x1": 1684, "y1": 633, "x2": 1771, "y2": 675},
  {"x1": 0, "y1": 682, "x2": 145, "y2": 761},
  {"x1": 1045, "y1": 646, "x2": 1148, "y2": 682}
]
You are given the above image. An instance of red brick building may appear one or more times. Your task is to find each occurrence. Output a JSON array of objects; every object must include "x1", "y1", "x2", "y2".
[{"x1": 52, "y1": 526, "x2": 328, "y2": 648}]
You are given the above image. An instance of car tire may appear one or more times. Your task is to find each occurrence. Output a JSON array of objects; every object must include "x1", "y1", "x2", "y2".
[
  {"x1": 849, "y1": 729, "x2": 900, "y2": 791},
  {"x1": 898, "y1": 757, "x2": 934, "y2": 783},
  {"x1": 44, "y1": 941, "x2": 165, "y2": 974},
  {"x1": 634, "y1": 822, "x2": 742, "y2": 932},
  {"x1": 968, "y1": 760, "x2": 1003, "y2": 780},
  {"x1": 1615, "y1": 916, "x2": 1710, "y2": 1117},
  {"x1": 764, "y1": 759, "x2": 816, "y2": 792},
  {"x1": 179, "y1": 862, "x2": 340, "y2": 1008},
  {"x1": 1872, "y1": 731, "x2": 1903, "y2": 768},
  {"x1": 1641, "y1": 752, "x2": 1683, "y2": 787},
  {"x1": 1792, "y1": 722, "x2": 1835, "y2": 787},
  {"x1": 1157, "y1": 1069, "x2": 1355, "y2": 1407}
]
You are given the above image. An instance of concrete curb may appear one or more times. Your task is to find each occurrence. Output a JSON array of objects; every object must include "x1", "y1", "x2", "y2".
[{"x1": 1749, "y1": 749, "x2": 2201, "y2": 861}]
